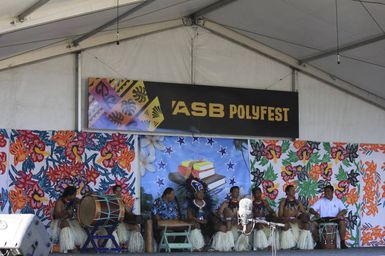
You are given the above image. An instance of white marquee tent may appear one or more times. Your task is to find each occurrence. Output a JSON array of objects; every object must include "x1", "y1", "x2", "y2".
[{"x1": 0, "y1": 0, "x2": 384, "y2": 143}]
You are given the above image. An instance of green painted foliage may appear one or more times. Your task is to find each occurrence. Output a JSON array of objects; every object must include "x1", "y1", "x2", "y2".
[
  {"x1": 336, "y1": 165, "x2": 348, "y2": 181},
  {"x1": 260, "y1": 157, "x2": 269, "y2": 166},
  {"x1": 343, "y1": 159, "x2": 352, "y2": 167},
  {"x1": 286, "y1": 150, "x2": 299, "y2": 164},
  {"x1": 281, "y1": 140, "x2": 290, "y2": 154},
  {"x1": 323, "y1": 142, "x2": 331, "y2": 153},
  {"x1": 264, "y1": 164, "x2": 278, "y2": 181},
  {"x1": 297, "y1": 178, "x2": 318, "y2": 198},
  {"x1": 309, "y1": 151, "x2": 322, "y2": 164}
]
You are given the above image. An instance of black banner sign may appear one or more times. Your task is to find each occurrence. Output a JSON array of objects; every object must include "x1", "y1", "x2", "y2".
[{"x1": 88, "y1": 78, "x2": 298, "y2": 138}]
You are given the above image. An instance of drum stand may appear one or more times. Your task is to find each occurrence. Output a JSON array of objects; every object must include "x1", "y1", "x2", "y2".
[
  {"x1": 81, "y1": 221, "x2": 122, "y2": 253},
  {"x1": 241, "y1": 218, "x2": 284, "y2": 256}
]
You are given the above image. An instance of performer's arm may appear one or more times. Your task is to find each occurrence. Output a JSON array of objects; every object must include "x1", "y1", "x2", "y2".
[
  {"x1": 298, "y1": 201, "x2": 307, "y2": 214},
  {"x1": 217, "y1": 201, "x2": 228, "y2": 219},
  {"x1": 187, "y1": 208, "x2": 206, "y2": 224},
  {"x1": 309, "y1": 208, "x2": 320, "y2": 218},
  {"x1": 336, "y1": 209, "x2": 347, "y2": 218},
  {"x1": 151, "y1": 199, "x2": 161, "y2": 221},
  {"x1": 263, "y1": 200, "x2": 275, "y2": 215},
  {"x1": 336, "y1": 200, "x2": 347, "y2": 219},
  {"x1": 53, "y1": 200, "x2": 70, "y2": 219},
  {"x1": 309, "y1": 200, "x2": 321, "y2": 218},
  {"x1": 278, "y1": 199, "x2": 285, "y2": 218}
]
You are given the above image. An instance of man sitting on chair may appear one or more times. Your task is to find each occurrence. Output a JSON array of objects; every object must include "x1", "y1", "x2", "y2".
[
  {"x1": 152, "y1": 187, "x2": 181, "y2": 243},
  {"x1": 152, "y1": 187, "x2": 180, "y2": 221},
  {"x1": 252, "y1": 187, "x2": 276, "y2": 250},
  {"x1": 278, "y1": 185, "x2": 314, "y2": 250},
  {"x1": 309, "y1": 185, "x2": 348, "y2": 249},
  {"x1": 51, "y1": 186, "x2": 87, "y2": 253}
]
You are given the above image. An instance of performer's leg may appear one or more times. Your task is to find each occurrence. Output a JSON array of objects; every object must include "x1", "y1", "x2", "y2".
[
  {"x1": 116, "y1": 222, "x2": 129, "y2": 248},
  {"x1": 211, "y1": 224, "x2": 234, "y2": 251},
  {"x1": 223, "y1": 208, "x2": 233, "y2": 231},
  {"x1": 190, "y1": 226, "x2": 205, "y2": 251},
  {"x1": 310, "y1": 221, "x2": 319, "y2": 242},
  {"x1": 297, "y1": 220, "x2": 314, "y2": 250},
  {"x1": 338, "y1": 220, "x2": 348, "y2": 249},
  {"x1": 253, "y1": 224, "x2": 269, "y2": 250},
  {"x1": 58, "y1": 220, "x2": 76, "y2": 253},
  {"x1": 68, "y1": 220, "x2": 87, "y2": 247},
  {"x1": 127, "y1": 224, "x2": 145, "y2": 253}
]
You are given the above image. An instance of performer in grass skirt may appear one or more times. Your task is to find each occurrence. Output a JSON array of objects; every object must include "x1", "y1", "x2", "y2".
[
  {"x1": 278, "y1": 185, "x2": 314, "y2": 250},
  {"x1": 212, "y1": 186, "x2": 244, "y2": 251},
  {"x1": 186, "y1": 176, "x2": 214, "y2": 251},
  {"x1": 105, "y1": 185, "x2": 144, "y2": 252},
  {"x1": 51, "y1": 186, "x2": 87, "y2": 253},
  {"x1": 252, "y1": 186, "x2": 278, "y2": 250}
]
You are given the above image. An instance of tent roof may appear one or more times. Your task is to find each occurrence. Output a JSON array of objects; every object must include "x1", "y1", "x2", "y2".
[{"x1": 1, "y1": 0, "x2": 384, "y2": 105}]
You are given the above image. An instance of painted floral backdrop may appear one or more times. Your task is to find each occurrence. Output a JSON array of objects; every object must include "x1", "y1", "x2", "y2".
[
  {"x1": 1, "y1": 129, "x2": 385, "y2": 247},
  {"x1": 0, "y1": 129, "x2": 9, "y2": 213},
  {"x1": 140, "y1": 136, "x2": 250, "y2": 217},
  {"x1": 359, "y1": 144, "x2": 385, "y2": 247},
  {"x1": 0, "y1": 129, "x2": 139, "y2": 231},
  {"x1": 248, "y1": 139, "x2": 361, "y2": 247}
]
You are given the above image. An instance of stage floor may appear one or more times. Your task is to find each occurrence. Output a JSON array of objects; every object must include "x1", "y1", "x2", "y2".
[{"x1": 51, "y1": 247, "x2": 385, "y2": 255}]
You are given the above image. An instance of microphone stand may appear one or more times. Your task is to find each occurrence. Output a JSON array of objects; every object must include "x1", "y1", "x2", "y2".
[{"x1": 239, "y1": 218, "x2": 284, "y2": 256}]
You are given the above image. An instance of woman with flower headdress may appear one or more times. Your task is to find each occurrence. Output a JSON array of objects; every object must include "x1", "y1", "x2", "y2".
[{"x1": 186, "y1": 176, "x2": 213, "y2": 251}]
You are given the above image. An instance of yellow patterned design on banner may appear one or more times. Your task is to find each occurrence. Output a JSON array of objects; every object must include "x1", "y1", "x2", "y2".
[
  {"x1": 138, "y1": 97, "x2": 164, "y2": 131},
  {"x1": 109, "y1": 78, "x2": 118, "y2": 89},
  {"x1": 88, "y1": 77, "x2": 103, "y2": 90},
  {"x1": 115, "y1": 80, "x2": 134, "y2": 96},
  {"x1": 107, "y1": 80, "x2": 150, "y2": 126}
]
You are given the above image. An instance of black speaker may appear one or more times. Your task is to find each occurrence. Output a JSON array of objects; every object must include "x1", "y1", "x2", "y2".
[{"x1": 0, "y1": 214, "x2": 51, "y2": 256}]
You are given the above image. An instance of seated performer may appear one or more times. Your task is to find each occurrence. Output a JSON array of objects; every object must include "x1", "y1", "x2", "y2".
[
  {"x1": 152, "y1": 187, "x2": 180, "y2": 221},
  {"x1": 151, "y1": 187, "x2": 181, "y2": 243},
  {"x1": 252, "y1": 187, "x2": 277, "y2": 250},
  {"x1": 309, "y1": 185, "x2": 348, "y2": 249},
  {"x1": 108, "y1": 185, "x2": 144, "y2": 252},
  {"x1": 211, "y1": 186, "x2": 241, "y2": 251},
  {"x1": 278, "y1": 185, "x2": 314, "y2": 250},
  {"x1": 51, "y1": 186, "x2": 87, "y2": 253},
  {"x1": 186, "y1": 177, "x2": 213, "y2": 251}
]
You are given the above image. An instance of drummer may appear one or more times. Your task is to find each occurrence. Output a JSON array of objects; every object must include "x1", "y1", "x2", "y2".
[
  {"x1": 252, "y1": 187, "x2": 276, "y2": 250},
  {"x1": 51, "y1": 186, "x2": 87, "y2": 253},
  {"x1": 111, "y1": 185, "x2": 144, "y2": 252},
  {"x1": 309, "y1": 185, "x2": 348, "y2": 249},
  {"x1": 278, "y1": 185, "x2": 314, "y2": 250}
]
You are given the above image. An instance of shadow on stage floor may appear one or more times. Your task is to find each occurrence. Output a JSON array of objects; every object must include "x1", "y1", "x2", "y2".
[{"x1": 51, "y1": 247, "x2": 385, "y2": 256}]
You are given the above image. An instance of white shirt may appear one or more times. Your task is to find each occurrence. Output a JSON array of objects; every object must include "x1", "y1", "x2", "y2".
[{"x1": 311, "y1": 197, "x2": 345, "y2": 218}]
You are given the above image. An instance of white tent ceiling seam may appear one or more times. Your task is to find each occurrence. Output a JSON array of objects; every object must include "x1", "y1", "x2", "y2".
[
  {"x1": 0, "y1": 19, "x2": 184, "y2": 70},
  {"x1": 199, "y1": 19, "x2": 385, "y2": 111},
  {"x1": 0, "y1": 16, "x2": 384, "y2": 112},
  {"x1": 0, "y1": 0, "x2": 143, "y2": 36}
]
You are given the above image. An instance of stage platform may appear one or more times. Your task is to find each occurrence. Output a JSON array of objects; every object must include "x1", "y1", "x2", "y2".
[{"x1": 51, "y1": 247, "x2": 385, "y2": 256}]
